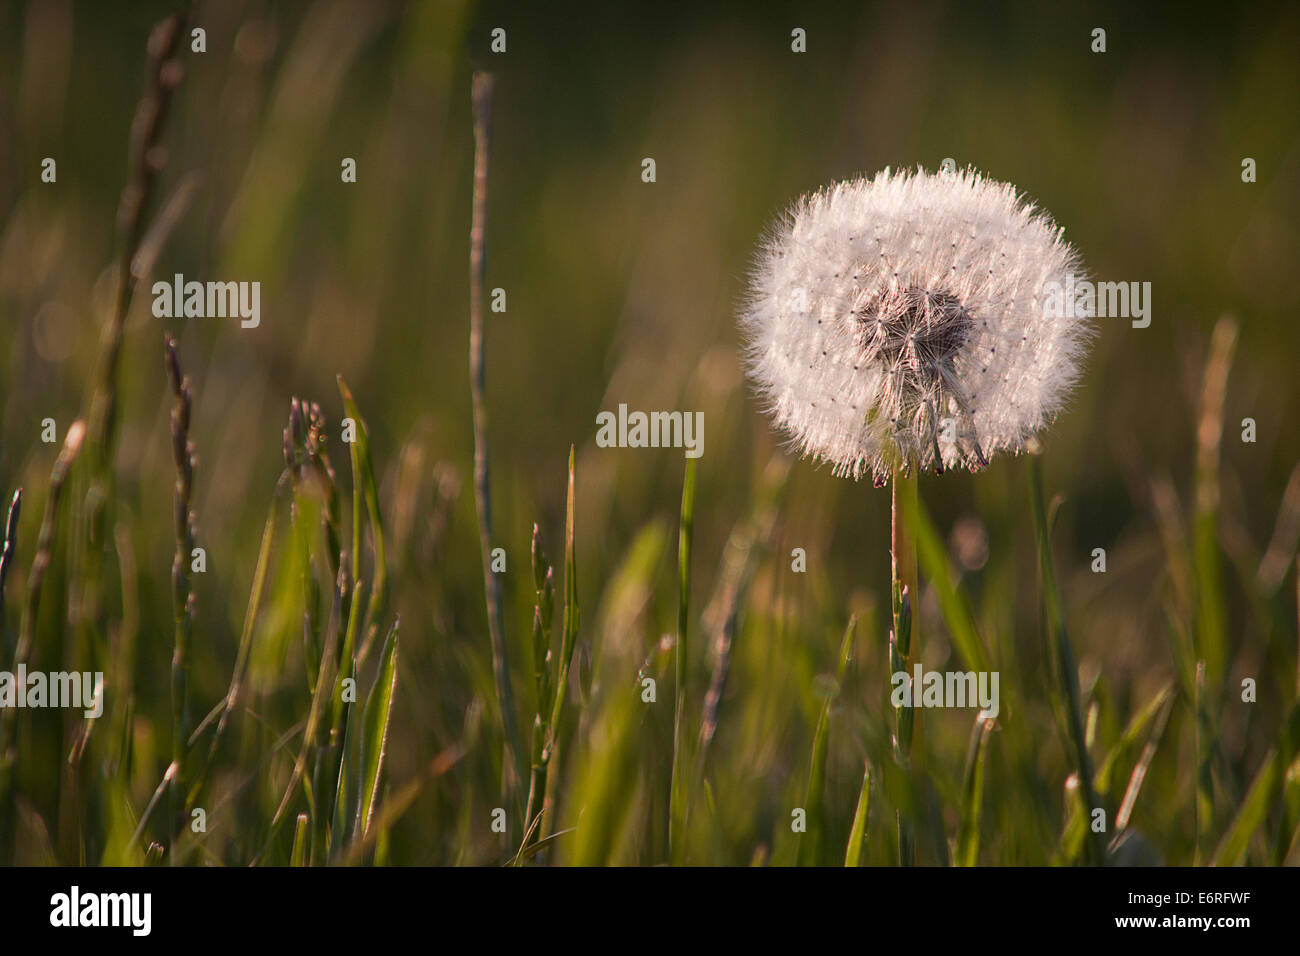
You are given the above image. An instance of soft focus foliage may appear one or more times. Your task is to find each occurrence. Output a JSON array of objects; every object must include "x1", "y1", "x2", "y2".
[{"x1": 0, "y1": 1, "x2": 1297, "y2": 865}]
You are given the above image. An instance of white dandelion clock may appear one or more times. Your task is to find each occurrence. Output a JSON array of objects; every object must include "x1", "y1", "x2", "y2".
[{"x1": 740, "y1": 167, "x2": 1091, "y2": 485}]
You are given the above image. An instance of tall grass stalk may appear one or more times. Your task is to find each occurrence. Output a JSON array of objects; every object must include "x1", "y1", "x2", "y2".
[
  {"x1": 522, "y1": 523, "x2": 556, "y2": 850},
  {"x1": 538, "y1": 447, "x2": 580, "y2": 845},
  {"x1": 316, "y1": 378, "x2": 390, "y2": 860},
  {"x1": 1194, "y1": 317, "x2": 1237, "y2": 691},
  {"x1": 338, "y1": 375, "x2": 388, "y2": 661},
  {"x1": 164, "y1": 336, "x2": 197, "y2": 861},
  {"x1": 74, "y1": 23, "x2": 188, "y2": 793},
  {"x1": 44, "y1": 15, "x2": 189, "y2": 865},
  {"x1": 469, "y1": 70, "x2": 525, "y2": 804},
  {"x1": 85, "y1": 13, "x2": 186, "y2": 464}
]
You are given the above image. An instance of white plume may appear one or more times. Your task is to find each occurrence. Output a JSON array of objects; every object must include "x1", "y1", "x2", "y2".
[{"x1": 740, "y1": 167, "x2": 1092, "y2": 484}]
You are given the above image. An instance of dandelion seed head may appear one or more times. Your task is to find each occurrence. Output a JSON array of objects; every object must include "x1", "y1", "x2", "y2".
[{"x1": 739, "y1": 166, "x2": 1092, "y2": 483}]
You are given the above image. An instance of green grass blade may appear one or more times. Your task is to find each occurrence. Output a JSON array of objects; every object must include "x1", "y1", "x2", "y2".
[
  {"x1": 899, "y1": 489, "x2": 991, "y2": 673},
  {"x1": 669, "y1": 456, "x2": 697, "y2": 862},
  {"x1": 697, "y1": 455, "x2": 790, "y2": 763},
  {"x1": 1274, "y1": 757, "x2": 1300, "y2": 865},
  {"x1": 323, "y1": 577, "x2": 364, "y2": 852},
  {"x1": 844, "y1": 761, "x2": 871, "y2": 867},
  {"x1": 358, "y1": 618, "x2": 400, "y2": 840},
  {"x1": 1114, "y1": 688, "x2": 1176, "y2": 834},
  {"x1": 800, "y1": 614, "x2": 855, "y2": 865},
  {"x1": 1058, "y1": 681, "x2": 1174, "y2": 863},
  {"x1": 1194, "y1": 660, "x2": 1214, "y2": 864},
  {"x1": 548, "y1": 447, "x2": 581, "y2": 735},
  {"x1": 563, "y1": 521, "x2": 666, "y2": 865},
  {"x1": 1211, "y1": 756, "x2": 1277, "y2": 867},
  {"x1": 955, "y1": 717, "x2": 994, "y2": 866},
  {"x1": 290, "y1": 814, "x2": 309, "y2": 867},
  {"x1": 1211, "y1": 699, "x2": 1300, "y2": 865},
  {"x1": 1028, "y1": 452, "x2": 1104, "y2": 866},
  {"x1": 262, "y1": 558, "x2": 346, "y2": 852},
  {"x1": 187, "y1": 473, "x2": 288, "y2": 803},
  {"x1": 337, "y1": 376, "x2": 387, "y2": 640}
]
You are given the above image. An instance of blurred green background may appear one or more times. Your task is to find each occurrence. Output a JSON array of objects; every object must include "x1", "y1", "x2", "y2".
[{"x1": 1, "y1": 0, "x2": 1297, "y2": 865}]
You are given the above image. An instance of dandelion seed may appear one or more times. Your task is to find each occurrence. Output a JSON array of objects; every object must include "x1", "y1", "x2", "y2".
[{"x1": 739, "y1": 167, "x2": 1091, "y2": 482}]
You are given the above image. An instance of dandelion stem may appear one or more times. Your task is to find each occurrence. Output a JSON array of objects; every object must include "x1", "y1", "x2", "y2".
[{"x1": 891, "y1": 463, "x2": 919, "y2": 865}]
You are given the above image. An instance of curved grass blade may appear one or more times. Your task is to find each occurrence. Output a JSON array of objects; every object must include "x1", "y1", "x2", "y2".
[
  {"x1": 338, "y1": 375, "x2": 387, "y2": 642},
  {"x1": 1057, "y1": 680, "x2": 1174, "y2": 863},
  {"x1": 898, "y1": 489, "x2": 990, "y2": 673},
  {"x1": 954, "y1": 717, "x2": 994, "y2": 866},
  {"x1": 844, "y1": 761, "x2": 872, "y2": 867},
  {"x1": 358, "y1": 618, "x2": 400, "y2": 839},
  {"x1": 1114, "y1": 688, "x2": 1176, "y2": 834},
  {"x1": 1274, "y1": 758, "x2": 1300, "y2": 865},
  {"x1": 1211, "y1": 699, "x2": 1300, "y2": 866},
  {"x1": 187, "y1": 474, "x2": 288, "y2": 800},
  {"x1": 290, "y1": 814, "x2": 309, "y2": 867},
  {"x1": 336, "y1": 745, "x2": 465, "y2": 867}
]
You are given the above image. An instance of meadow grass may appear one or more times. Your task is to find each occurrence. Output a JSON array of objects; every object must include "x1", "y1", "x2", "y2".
[{"x1": 0, "y1": 3, "x2": 1297, "y2": 867}]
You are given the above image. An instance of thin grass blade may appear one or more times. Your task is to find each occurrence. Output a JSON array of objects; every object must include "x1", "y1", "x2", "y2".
[{"x1": 358, "y1": 619, "x2": 400, "y2": 839}]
